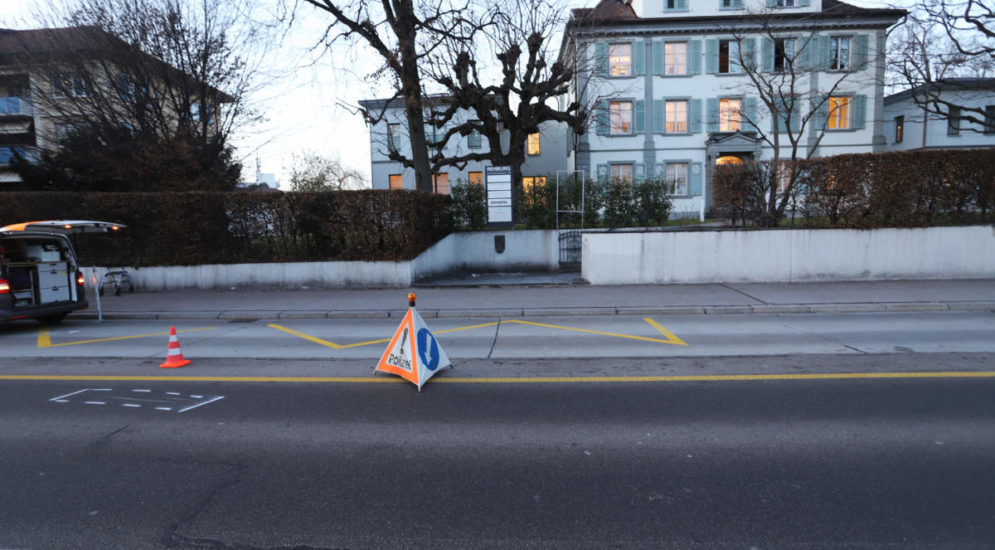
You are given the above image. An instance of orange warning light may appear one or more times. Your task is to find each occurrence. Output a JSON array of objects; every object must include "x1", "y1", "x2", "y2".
[{"x1": 408, "y1": 292, "x2": 416, "y2": 307}]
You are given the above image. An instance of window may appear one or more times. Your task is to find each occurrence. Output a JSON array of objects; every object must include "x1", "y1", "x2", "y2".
[
  {"x1": 830, "y1": 37, "x2": 851, "y2": 71},
  {"x1": 609, "y1": 43, "x2": 632, "y2": 76},
  {"x1": 665, "y1": 0, "x2": 687, "y2": 10},
  {"x1": 54, "y1": 123, "x2": 78, "y2": 148},
  {"x1": 894, "y1": 115, "x2": 904, "y2": 143},
  {"x1": 827, "y1": 96, "x2": 851, "y2": 130},
  {"x1": 52, "y1": 74, "x2": 88, "y2": 98},
  {"x1": 666, "y1": 100, "x2": 688, "y2": 133},
  {"x1": 947, "y1": 107, "x2": 961, "y2": 136},
  {"x1": 468, "y1": 126, "x2": 482, "y2": 148},
  {"x1": 610, "y1": 101, "x2": 633, "y2": 135},
  {"x1": 666, "y1": 162, "x2": 688, "y2": 195},
  {"x1": 774, "y1": 38, "x2": 796, "y2": 72},
  {"x1": 985, "y1": 106, "x2": 995, "y2": 134},
  {"x1": 388, "y1": 123, "x2": 402, "y2": 151},
  {"x1": 527, "y1": 132, "x2": 541, "y2": 155},
  {"x1": 665, "y1": 42, "x2": 687, "y2": 76},
  {"x1": 389, "y1": 174, "x2": 403, "y2": 190},
  {"x1": 777, "y1": 0, "x2": 795, "y2": 6},
  {"x1": 610, "y1": 163, "x2": 634, "y2": 183},
  {"x1": 719, "y1": 40, "x2": 740, "y2": 74},
  {"x1": 719, "y1": 98, "x2": 742, "y2": 132},
  {"x1": 721, "y1": 0, "x2": 743, "y2": 8},
  {"x1": 522, "y1": 177, "x2": 547, "y2": 203},
  {"x1": 468, "y1": 171, "x2": 483, "y2": 185},
  {"x1": 433, "y1": 173, "x2": 450, "y2": 195}
]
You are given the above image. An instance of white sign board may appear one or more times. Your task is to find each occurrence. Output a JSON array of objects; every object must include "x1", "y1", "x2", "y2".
[{"x1": 485, "y1": 166, "x2": 513, "y2": 228}]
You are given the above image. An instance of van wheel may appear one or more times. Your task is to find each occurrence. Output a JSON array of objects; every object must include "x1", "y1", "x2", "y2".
[{"x1": 38, "y1": 313, "x2": 68, "y2": 325}]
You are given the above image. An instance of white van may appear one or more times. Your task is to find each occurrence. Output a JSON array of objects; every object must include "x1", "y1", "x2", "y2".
[{"x1": 0, "y1": 220, "x2": 124, "y2": 324}]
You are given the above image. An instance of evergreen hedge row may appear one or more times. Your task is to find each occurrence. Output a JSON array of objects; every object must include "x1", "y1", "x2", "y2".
[{"x1": 0, "y1": 190, "x2": 452, "y2": 266}]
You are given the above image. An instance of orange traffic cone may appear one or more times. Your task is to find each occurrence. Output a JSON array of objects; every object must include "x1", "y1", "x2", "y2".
[{"x1": 160, "y1": 326, "x2": 191, "y2": 368}]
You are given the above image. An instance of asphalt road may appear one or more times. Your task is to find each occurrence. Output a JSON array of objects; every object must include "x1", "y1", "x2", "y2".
[{"x1": 2, "y1": 358, "x2": 994, "y2": 549}]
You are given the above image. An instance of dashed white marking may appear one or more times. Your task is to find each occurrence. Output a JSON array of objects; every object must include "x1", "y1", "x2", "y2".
[
  {"x1": 179, "y1": 396, "x2": 224, "y2": 413},
  {"x1": 166, "y1": 392, "x2": 180, "y2": 396},
  {"x1": 93, "y1": 388, "x2": 111, "y2": 392},
  {"x1": 53, "y1": 399, "x2": 69, "y2": 403},
  {"x1": 132, "y1": 389, "x2": 151, "y2": 393},
  {"x1": 155, "y1": 407, "x2": 173, "y2": 412},
  {"x1": 122, "y1": 403, "x2": 141, "y2": 408},
  {"x1": 84, "y1": 401, "x2": 106, "y2": 406},
  {"x1": 190, "y1": 395, "x2": 203, "y2": 399}
]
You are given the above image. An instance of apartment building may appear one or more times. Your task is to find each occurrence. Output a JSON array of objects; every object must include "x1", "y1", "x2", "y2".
[
  {"x1": 883, "y1": 78, "x2": 995, "y2": 152},
  {"x1": 561, "y1": 0, "x2": 904, "y2": 218},
  {"x1": 360, "y1": 96, "x2": 568, "y2": 193}
]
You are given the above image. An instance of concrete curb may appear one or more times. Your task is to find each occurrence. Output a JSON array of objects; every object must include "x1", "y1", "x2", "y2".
[{"x1": 69, "y1": 301, "x2": 995, "y2": 321}]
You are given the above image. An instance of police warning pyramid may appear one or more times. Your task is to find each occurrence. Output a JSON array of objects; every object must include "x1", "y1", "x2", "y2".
[{"x1": 375, "y1": 295, "x2": 451, "y2": 391}]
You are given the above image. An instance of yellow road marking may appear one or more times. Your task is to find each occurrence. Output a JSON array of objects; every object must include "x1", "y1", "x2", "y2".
[
  {"x1": 2, "y1": 371, "x2": 995, "y2": 384},
  {"x1": 643, "y1": 318, "x2": 688, "y2": 346},
  {"x1": 268, "y1": 324, "x2": 344, "y2": 349},
  {"x1": 269, "y1": 321, "x2": 501, "y2": 350},
  {"x1": 38, "y1": 326, "x2": 216, "y2": 348},
  {"x1": 503, "y1": 319, "x2": 686, "y2": 345}
]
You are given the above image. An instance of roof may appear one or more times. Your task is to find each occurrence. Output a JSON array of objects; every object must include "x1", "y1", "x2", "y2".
[
  {"x1": 0, "y1": 26, "x2": 234, "y2": 102},
  {"x1": 885, "y1": 78, "x2": 995, "y2": 105},
  {"x1": 571, "y1": 0, "x2": 639, "y2": 23}
]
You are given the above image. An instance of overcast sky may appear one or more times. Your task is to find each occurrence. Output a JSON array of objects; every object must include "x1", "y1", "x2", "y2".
[{"x1": 1, "y1": 0, "x2": 908, "y2": 188}]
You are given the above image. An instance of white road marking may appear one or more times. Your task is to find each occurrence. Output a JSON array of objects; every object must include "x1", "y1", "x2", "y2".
[
  {"x1": 84, "y1": 401, "x2": 106, "y2": 405},
  {"x1": 49, "y1": 389, "x2": 89, "y2": 401},
  {"x1": 155, "y1": 407, "x2": 173, "y2": 411},
  {"x1": 132, "y1": 389, "x2": 151, "y2": 393},
  {"x1": 178, "y1": 396, "x2": 224, "y2": 413},
  {"x1": 93, "y1": 388, "x2": 111, "y2": 391},
  {"x1": 53, "y1": 399, "x2": 69, "y2": 403},
  {"x1": 190, "y1": 395, "x2": 203, "y2": 398},
  {"x1": 166, "y1": 392, "x2": 180, "y2": 396},
  {"x1": 122, "y1": 403, "x2": 141, "y2": 408}
]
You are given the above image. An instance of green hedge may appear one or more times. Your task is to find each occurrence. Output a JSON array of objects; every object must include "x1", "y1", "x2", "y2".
[{"x1": 0, "y1": 191, "x2": 452, "y2": 266}]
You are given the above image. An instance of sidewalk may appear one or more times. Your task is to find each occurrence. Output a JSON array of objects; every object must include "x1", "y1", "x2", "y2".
[{"x1": 73, "y1": 278, "x2": 995, "y2": 320}]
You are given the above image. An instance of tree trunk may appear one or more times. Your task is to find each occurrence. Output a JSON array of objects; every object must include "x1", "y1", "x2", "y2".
[{"x1": 396, "y1": 19, "x2": 434, "y2": 194}]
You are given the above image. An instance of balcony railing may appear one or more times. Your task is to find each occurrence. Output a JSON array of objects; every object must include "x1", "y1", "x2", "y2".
[{"x1": 0, "y1": 97, "x2": 32, "y2": 117}]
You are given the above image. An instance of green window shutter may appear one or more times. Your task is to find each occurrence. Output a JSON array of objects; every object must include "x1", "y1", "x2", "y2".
[
  {"x1": 652, "y1": 41, "x2": 665, "y2": 75},
  {"x1": 597, "y1": 164, "x2": 609, "y2": 179},
  {"x1": 761, "y1": 38, "x2": 775, "y2": 73},
  {"x1": 634, "y1": 100, "x2": 646, "y2": 134},
  {"x1": 705, "y1": 39, "x2": 719, "y2": 74},
  {"x1": 690, "y1": 99, "x2": 703, "y2": 133},
  {"x1": 653, "y1": 99, "x2": 666, "y2": 133},
  {"x1": 818, "y1": 35, "x2": 831, "y2": 71},
  {"x1": 853, "y1": 94, "x2": 867, "y2": 129},
  {"x1": 596, "y1": 100, "x2": 609, "y2": 135},
  {"x1": 766, "y1": 0, "x2": 777, "y2": 7},
  {"x1": 689, "y1": 40, "x2": 703, "y2": 74},
  {"x1": 689, "y1": 162, "x2": 703, "y2": 196},
  {"x1": 799, "y1": 0, "x2": 810, "y2": 6},
  {"x1": 654, "y1": 162, "x2": 665, "y2": 177},
  {"x1": 742, "y1": 38, "x2": 757, "y2": 72},
  {"x1": 853, "y1": 34, "x2": 869, "y2": 71},
  {"x1": 676, "y1": 0, "x2": 687, "y2": 8},
  {"x1": 595, "y1": 43, "x2": 609, "y2": 77},
  {"x1": 635, "y1": 163, "x2": 646, "y2": 181},
  {"x1": 796, "y1": 34, "x2": 814, "y2": 71},
  {"x1": 744, "y1": 96, "x2": 758, "y2": 131},
  {"x1": 814, "y1": 94, "x2": 829, "y2": 130},
  {"x1": 707, "y1": 97, "x2": 719, "y2": 133},
  {"x1": 633, "y1": 41, "x2": 645, "y2": 76}
]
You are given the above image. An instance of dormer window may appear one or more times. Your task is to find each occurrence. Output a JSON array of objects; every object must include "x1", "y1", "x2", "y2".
[{"x1": 609, "y1": 43, "x2": 632, "y2": 76}]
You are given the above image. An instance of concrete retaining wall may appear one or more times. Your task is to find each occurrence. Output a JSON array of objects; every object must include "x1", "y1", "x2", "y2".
[{"x1": 582, "y1": 225, "x2": 995, "y2": 284}]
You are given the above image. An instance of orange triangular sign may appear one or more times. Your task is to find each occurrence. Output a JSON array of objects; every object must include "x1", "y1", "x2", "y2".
[{"x1": 375, "y1": 307, "x2": 451, "y2": 390}]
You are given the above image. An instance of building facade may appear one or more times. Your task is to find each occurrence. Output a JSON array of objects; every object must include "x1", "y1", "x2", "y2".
[
  {"x1": 561, "y1": 0, "x2": 904, "y2": 219},
  {"x1": 883, "y1": 79, "x2": 995, "y2": 152},
  {"x1": 360, "y1": 96, "x2": 568, "y2": 193}
]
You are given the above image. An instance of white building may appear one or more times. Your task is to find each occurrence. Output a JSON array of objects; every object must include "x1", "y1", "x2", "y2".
[
  {"x1": 359, "y1": 96, "x2": 567, "y2": 193},
  {"x1": 560, "y1": 0, "x2": 904, "y2": 219},
  {"x1": 883, "y1": 78, "x2": 995, "y2": 152}
]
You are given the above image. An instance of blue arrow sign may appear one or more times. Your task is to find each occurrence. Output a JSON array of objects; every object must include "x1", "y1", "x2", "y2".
[{"x1": 418, "y1": 328, "x2": 440, "y2": 371}]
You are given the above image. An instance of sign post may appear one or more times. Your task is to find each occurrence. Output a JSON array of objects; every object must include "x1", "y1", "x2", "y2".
[
  {"x1": 485, "y1": 166, "x2": 514, "y2": 228},
  {"x1": 91, "y1": 267, "x2": 103, "y2": 323}
]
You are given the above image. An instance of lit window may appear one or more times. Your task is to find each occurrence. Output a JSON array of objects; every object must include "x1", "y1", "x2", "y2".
[
  {"x1": 433, "y1": 173, "x2": 450, "y2": 195},
  {"x1": 719, "y1": 40, "x2": 740, "y2": 74},
  {"x1": 610, "y1": 164, "x2": 634, "y2": 183},
  {"x1": 665, "y1": 43, "x2": 687, "y2": 76},
  {"x1": 609, "y1": 43, "x2": 632, "y2": 76},
  {"x1": 774, "y1": 38, "x2": 795, "y2": 72},
  {"x1": 522, "y1": 176, "x2": 546, "y2": 196},
  {"x1": 666, "y1": 162, "x2": 688, "y2": 195},
  {"x1": 389, "y1": 174, "x2": 403, "y2": 190},
  {"x1": 895, "y1": 115, "x2": 904, "y2": 143},
  {"x1": 827, "y1": 96, "x2": 850, "y2": 130},
  {"x1": 666, "y1": 100, "x2": 688, "y2": 133},
  {"x1": 715, "y1": 155, "x2": 744, "y2": 166},
  {"x1": 830, "y1": 37, "x2": 851, "y2": 71},
  {"x1": 719, "y1": 98, "x2": 742, "y2": 132},
  {"x1": 610, "y1": 101, "x2": 633, "y2": 135},
  {"x1": 468, "y1": 171, "x2": 482, "y2": 185},
  {"x1": 527, "y1": 132, "x2": 541, "y2": 155}
]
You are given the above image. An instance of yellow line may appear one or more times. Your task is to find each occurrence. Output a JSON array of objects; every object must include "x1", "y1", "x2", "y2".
[
  {"x1": 644, "y1": 318, "x2": 688, "y2": 346},
  {"x1": 39, "y1": 327, "x2": 216, "y2": 348},
  {"x1": 438, "y1": 321, "x2": 500, "y2": 334},
  {"x1": 504, "y1": 319, "x2": 685, "y2": 345},
  {"x1": 269, "y1": 321, "x2": 501, "y2": 350},
  {"x1": 3, "y1": 371, "x2": 994, "y2": 384},
  {"x1": 268, "y1": 324, "x2": 345, "y2": 349}
]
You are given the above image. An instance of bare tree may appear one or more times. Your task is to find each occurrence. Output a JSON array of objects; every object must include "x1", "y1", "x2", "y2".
[
  {"x1": 890, "y1": 0, "x2": 995, "y2": 130},
  {"x1": 297, "y1": 0, "x2": 475, "y2": 193},
  {"x1": 722, "y1": 8, "x2": 871, "y2": 226},
  {"x1": 289, "y1": 151, "x2": 368, "y2": 191},
  {"x1": 11, "y1": 0, "x2": 267, "y2": 190}
]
